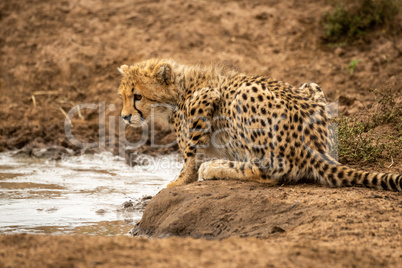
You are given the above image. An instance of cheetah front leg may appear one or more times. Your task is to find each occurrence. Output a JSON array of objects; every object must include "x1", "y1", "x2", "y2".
[
  {"x1": 198, "y1": 159, "x2": 277, "y2": 185},
  {"x1": 167, "y1": 87, "x2": 221, "y2": 188},
  {"x1": 167, "y1": 157, "x2": 198, "y2": 188}
]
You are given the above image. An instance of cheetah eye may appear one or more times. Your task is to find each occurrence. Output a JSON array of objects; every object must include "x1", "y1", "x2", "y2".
[{"x1": 134, "y1": 93, "x2": 142, "y2": 101}]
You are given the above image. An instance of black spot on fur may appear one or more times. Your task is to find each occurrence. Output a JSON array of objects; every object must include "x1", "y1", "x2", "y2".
[
  {"x1": 389, "y1": 177, "x2": 397, "y2": 191},
  {"x1": 322, "y1": 164, "x2": 329, "y2": 172},
  {"x1": 297, "y1": 125, "x2": 302, "y2": 132},
  {"x1": 328, "y1": 173, "x2": 336, "y2": 185},
  {"x1": 381, "y1": 178, "x2": 388, "y2": 190},
  {"x1": 363, "y1": 173, "x2": 369, "y2": 186},
  {"x1": 372, "y1": 175, "x2": 378, "y2": 186}
]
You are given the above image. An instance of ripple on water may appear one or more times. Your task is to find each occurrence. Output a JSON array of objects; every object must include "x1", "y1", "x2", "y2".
[{"x1": 0, "y1": 151, "x2": 182, "y2": 235}]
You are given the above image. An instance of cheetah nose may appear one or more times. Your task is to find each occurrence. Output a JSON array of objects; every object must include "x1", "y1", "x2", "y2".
[{"x1": 122, "y1": 114, "x2": 132, "y2": 122}]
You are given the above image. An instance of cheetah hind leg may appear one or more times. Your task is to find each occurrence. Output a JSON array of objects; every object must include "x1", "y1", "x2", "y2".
[
  {"x1": 299, "y1": 82, "x2": 327, "y2": 105},
  {"x1": 198, "y1": 159, "x2": 277, "y2": 185}
]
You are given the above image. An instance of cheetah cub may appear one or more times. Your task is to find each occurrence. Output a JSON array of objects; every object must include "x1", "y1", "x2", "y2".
[{"x1": 117, "y1": 59, "x2": 401, "y2": 191}]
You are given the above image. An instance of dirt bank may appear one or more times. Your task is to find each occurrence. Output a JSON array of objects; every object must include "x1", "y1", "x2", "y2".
[{"x1": 133, "y1": 181, "x2": 402, "y2": 240}]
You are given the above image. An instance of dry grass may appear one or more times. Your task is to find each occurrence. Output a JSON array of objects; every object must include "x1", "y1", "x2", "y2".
[{"x1": 335, "y1": 85, "x2": 402, "y2": 165}]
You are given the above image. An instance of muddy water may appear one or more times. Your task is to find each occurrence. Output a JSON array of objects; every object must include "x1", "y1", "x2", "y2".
[{"x1": 0, "y1": 152, "x2": 182, "y2": 235}]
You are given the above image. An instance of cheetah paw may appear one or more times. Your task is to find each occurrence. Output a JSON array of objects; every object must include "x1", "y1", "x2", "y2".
[
  {"x1": 198, "y1": 161, "x2": 222, "y2": 181},
  {"x1": 166, "y1": 180, "x2": 182, "y2": 188}
]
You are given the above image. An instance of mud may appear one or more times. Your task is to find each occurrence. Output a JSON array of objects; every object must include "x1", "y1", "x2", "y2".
[{"x1": 1, "y1": 0, "x2": 401, "y2": 159}]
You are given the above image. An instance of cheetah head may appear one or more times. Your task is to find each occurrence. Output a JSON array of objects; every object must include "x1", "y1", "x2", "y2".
[{"x1": 117, "y1": 60, "x2": 177, "y2": 127}]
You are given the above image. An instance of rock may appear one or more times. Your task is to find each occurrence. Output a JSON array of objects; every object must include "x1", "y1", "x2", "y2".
[
  {"x1": 122, "y1": 201, "x2": 134, "y2": 208},
  {"x1": 119, "y1": 196, "x2": 152, "y2": 213},
  {"x1": 13, "y1": 147, "x2": 33, "y2": 157},
  {"x1": 13, "y1": 146, "x2": 73, "y2": 159},
  {"x1": 96, "y1": 209, "x2": 107, "y2": 214},
  {"x1": 270, "y1": 226, "x2": 286, "y2": 233}
]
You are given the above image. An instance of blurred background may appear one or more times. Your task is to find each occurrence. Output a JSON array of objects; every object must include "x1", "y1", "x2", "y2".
[{"x1": 0, "y1": 0, "x2": 401, "y2": 170}]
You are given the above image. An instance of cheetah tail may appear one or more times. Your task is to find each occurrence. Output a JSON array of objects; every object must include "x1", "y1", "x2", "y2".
[{"x1": 315, "y1": 156, "x2": 402, "y2": 192}]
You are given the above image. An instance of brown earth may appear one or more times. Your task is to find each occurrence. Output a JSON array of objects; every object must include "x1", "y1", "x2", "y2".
[
  {"x1": 1, "y1": 222, "x2": 401, "y2": 268},
  {"x1": 133, "y1": 181, "x2": 402, "y2": 240},
  {"x1": 0, "y1": 0, "x2": 401, "y2": 161},
  {"x1": 1, "y1": 183, "x2": 401, "y2": 267},
  {"x1": 0, "y1": 0, "x2": 402, "y2": 267}
]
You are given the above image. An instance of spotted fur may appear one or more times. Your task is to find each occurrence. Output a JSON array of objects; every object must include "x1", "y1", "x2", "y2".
[{"x1": 118, "y1": 59, "x2": 402, "y2": 191}]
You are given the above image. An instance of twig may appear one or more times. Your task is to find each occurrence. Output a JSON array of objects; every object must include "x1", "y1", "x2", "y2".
[
  {"x1": 31, "y1": 95, "x2": 37, "y2": 107},
  {"x1": 33, "y1": 90, "x2": 59, "y2": 95},
  {"x1": 388, "y1": 156, "x2": 394, "y2": 168},
  {"x1": 76, "y1": 105, "x2": 83, "y2": 119},
  {"x1": 70, "y1": 101, "x2": 83, "y2": 119},
  {"x1": 58, "y1": 106, "x2": 72, "y2": 127},
  {"x1": 55, "y1": 98, "x2": 84, "y2": 120}
]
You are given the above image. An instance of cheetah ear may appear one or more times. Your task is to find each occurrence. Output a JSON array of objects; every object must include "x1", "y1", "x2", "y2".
[
  {"x1": 117, "y1": 65, "x2": 129, "y2": 76},
  {"x1": 153, "y1": 63, "x2": 174, "y2": 85}
]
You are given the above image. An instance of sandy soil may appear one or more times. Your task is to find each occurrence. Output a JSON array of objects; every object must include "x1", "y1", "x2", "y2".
[
  {"x1": 0, "y1": 0, "x2": 401, "y2": 267},
  {"x1": 1, "y1": 229, "x2": 401, "y2": 268}
]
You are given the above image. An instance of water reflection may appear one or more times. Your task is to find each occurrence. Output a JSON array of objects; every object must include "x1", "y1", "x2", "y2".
[{"x1": 0, "y1": 152, "x2": 181, "y2": 235}]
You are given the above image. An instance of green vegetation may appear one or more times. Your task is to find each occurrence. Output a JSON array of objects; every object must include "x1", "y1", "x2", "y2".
[
  {"x1": 335, "y1": 86, "x2": 402, "y2": 165},
  {"x1": 346, "y1": 59, "x2": 360, "y2": 75},
  {"x1": 322, "y1": 0, "x2": 400, "y2": 43}
]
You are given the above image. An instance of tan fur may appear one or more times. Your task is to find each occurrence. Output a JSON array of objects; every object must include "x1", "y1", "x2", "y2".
[{"x1": 117, "y1": 58, "x2": 402, "y2": 191}]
